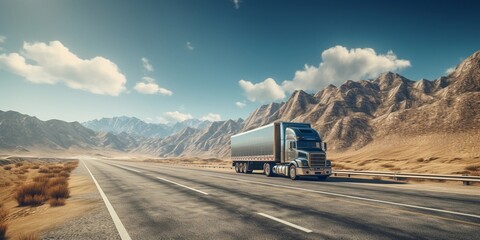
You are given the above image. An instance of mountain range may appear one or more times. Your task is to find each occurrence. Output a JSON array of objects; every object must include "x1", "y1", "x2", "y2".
[
  {"x1": 1, "y1": 50, "x2": 479, "y2": 159},
  {"x1": 82, "y1": 116, "x2": 212, "y2": 138}
]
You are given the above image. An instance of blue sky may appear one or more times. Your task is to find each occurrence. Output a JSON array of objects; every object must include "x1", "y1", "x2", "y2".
[{"x1": 0, "y1": 0, "x2": 479, "y2": 123}]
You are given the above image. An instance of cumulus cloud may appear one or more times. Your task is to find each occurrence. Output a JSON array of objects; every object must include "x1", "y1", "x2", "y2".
[
  {"x1": 0, "y1": 41, "x2": 127, "y2": 95},
  {"x1": 141, "y1": 57, "x2": 154, "y2": 72},
  {"x1": 238, "y1": 46, "x2": 411, "y2": 102},
  {"x1": 200, "y1": 113, "x2": 221, "y2": 122},
  {"x1": 445, "y1": 66, "x2": 456, "y2": 75},
  {"x1": 164, "y1": 111, "x2": 193, "y2": 122},
  {"x1": 235, "y1": 101, "x2": 246, "y2": 108},
  {"x1": 134, "y1": 82, "x2": 173, "y2": 96},
  {"x1": 233, "y1": 0, "x2": 241, "y2": 9},
  {"x1": 186, "y1": 42, "x2": 194, "y2": 51},
  {"x1": 282, "y1": 45, "x2": 411, "y2": 91},
  {"x1": 239, "y1": 78, "x2": 286, "y2": 102}
]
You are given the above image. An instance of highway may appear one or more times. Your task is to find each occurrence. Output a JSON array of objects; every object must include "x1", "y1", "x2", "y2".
[{"x1": 81, "y1": 158, "x2": 480, "y2": 240}]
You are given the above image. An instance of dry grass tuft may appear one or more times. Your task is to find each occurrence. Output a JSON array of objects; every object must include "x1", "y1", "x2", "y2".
[
  {"x1": 58, "y1": 171, "x2": 70, "y2": 178},
  {"x1": 30, "y1": 164, "x2": 40, "y2": 169},
  {"x1": 48, "y1": 198, "x2": 66, "y2": 207},
  {"x1": 15, "y1": 182, "x2": 47, "y2": 206},
  {"x1": 0, "y1": 204, "x2": 8, "y2": 240},
  {"x1": 15, "y1": 162, "x2": 23, "y2": 168},
  {"x1": 38, "y1": 167, "x2": 51, "y2": 174},
  {"x1": 16, "y1": 232, "x2": 40, "y2": 240},
  {"x1": 2, "y1": 165, "x2": 12, "y2": 171},
  {"x1": 33, "y1": 175, "x2": 50, "y2": 183},
  {"x1": 47, "y1": 184, "x2": 70, "y2": 199}
]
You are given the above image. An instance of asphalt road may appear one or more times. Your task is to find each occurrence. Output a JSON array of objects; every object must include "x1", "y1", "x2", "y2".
[{"x1": 81, "y1": 158, "x2": 480, "y2": 240}]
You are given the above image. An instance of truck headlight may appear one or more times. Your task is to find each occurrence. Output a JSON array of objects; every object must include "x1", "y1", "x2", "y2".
[{"x1": 301, "y1": 159, "x2": 309, "y2": 167}]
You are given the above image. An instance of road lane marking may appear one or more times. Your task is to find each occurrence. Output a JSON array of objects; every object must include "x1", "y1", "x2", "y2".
[
  {"x1": 106, "y1": 162, "x2": 480, "y2": 221},
  {"x1": 210, "y1": 175, "x2": 480, "y2": 220},
  {"x1": 156, "y1": 177, "x2": 209, "y2": 195},
  {"x1": 82, "y1": 161, "x2": 132, "y2": 240},
  {"x1": 110, "y1": 164, "x2": 142, "y2": 173},
  {"x1": 258, "y1": 213, "x2": 313, "y2": 233}
]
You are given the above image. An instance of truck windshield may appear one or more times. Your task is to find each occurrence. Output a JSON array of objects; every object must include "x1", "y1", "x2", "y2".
[{"x1": 297, "y1": 141, "x2": 320, "y2": 149}]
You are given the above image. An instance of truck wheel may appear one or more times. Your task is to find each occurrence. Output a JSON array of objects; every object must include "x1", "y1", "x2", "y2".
[
  {"x1": 289, "y1": 165, "x2": 298, "y2": 180},
  {"x1": 242, "y1": 163, "x2": 247, "y2": 173},
  {"x1": 234, "y1": 163, "x2": 240, "y2": 173},
  {"x1": 264, "y1": 163, "x2": 273, "y2": 177},
  {"x1": 239, "y1": 163, "x2": 245, "y2": 173},
  {"x1": 245, "y1": 162, "x2": 252, "y2": 174}
]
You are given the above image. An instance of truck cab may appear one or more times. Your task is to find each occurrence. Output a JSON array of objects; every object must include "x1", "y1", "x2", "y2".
[{"x1": 284, "y1": 127, "x2": 331, "y2": 180}]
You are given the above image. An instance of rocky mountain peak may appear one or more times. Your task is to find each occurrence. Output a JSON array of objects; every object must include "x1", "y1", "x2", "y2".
[{"x1": 448, "y1": 50, "x2": 480, "y2": 93}]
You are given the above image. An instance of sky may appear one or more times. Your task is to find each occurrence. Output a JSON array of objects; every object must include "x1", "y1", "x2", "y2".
[{"x1": 0, "y1": 0, "x2": 479, "y2": 123}]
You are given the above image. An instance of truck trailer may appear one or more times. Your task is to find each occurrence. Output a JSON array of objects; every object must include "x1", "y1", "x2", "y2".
[{"x1": 231, "y1": 122, "x2": 332, "y2": 180}]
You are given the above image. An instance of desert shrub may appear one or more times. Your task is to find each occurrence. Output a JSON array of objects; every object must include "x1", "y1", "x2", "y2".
[
  {"x1": 49, "y1": 198, "x2": 66, "y2": 207},
  {"x1": 38, "y1": 167, "x2": 50, "y2": 173},
  {"x1": 0, "y1": 204, "x2": 6, "y2": 238},
  {"x1": 31, "y1": 164, "x2": 40, "y2": 169},
  {"x1": 465, "y1": 165, "x2": 480, "y2": 172},
  {"x1": 33, "y1": 175, "x2": 50, "y2": 183},
  {"x1": 51, "y1": 168, "x2": 62, "y2": 174},
  {"x1": 48, "y1": 177, "x2": 67, "y2": 187},
  {"x1": 3, "y1": 166, "x2": 12, "y2": 171},
  {"x1": 15, "y1": 182, "x2": 47, "y2": 206},
  {"x1": 16, "y1": 232, "x2": 39, "y2": 240},
  {"x1": 58, "y1": 171, "x2": 70, "y2": 178},
  {"x1": 47, "y1": 185, "x2": 70, "y2": 199},
  {"x1": 15, "y1": 162, "x2": 23, "y2": 167}
]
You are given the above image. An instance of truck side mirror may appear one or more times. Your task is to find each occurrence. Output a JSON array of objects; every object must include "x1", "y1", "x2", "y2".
[{"x1": 322, "y1": 142, "x2": 327, "y2": 151}]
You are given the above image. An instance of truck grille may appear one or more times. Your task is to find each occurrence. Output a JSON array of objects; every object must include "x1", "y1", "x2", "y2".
[{"x1": 309, "y1": 153, "x2": 326, "y2": 166}]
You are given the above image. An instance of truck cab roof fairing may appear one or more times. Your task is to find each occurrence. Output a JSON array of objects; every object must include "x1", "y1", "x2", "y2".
[{"x1": 286, "y1": 127, "x2": 322, "y2": 142}]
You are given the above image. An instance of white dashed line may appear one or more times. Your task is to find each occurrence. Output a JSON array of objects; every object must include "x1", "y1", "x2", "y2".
[
  {"x1": 210, "y1": 175, "x2": 480, "y2": 220},
  {"x1": 156, "y1": 177, "x2": 209, "y2": 195},
  {"x1": 110, "y1": 164, "x2": 142, "y2": 173},
  {"x1": 82, "y1": 161, "x2": 132, "y2": 240},
  {"x1": 258, "y1": 213, "x2": 313, "y2": 233}
]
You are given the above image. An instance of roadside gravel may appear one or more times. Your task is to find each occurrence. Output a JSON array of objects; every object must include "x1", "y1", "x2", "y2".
[{"x1": 42, "y1": 160, "x2": 120, "y2": 240}]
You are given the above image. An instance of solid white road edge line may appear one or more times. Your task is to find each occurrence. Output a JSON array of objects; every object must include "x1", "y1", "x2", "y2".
[
  {"x1": 211, "y1": 175, "x2": 480, "y2": 220},
  {"x1": 82, "y1": 161, "x2": 132, "y2": 240},
  {"x1": 257, "y1": 213, "x2": 313, "y2": 233},
  {"x1": 156, "y1": 177, "x2": 209, "y2": 195}
]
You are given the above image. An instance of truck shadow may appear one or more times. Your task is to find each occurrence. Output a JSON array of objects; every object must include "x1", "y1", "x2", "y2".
[
  {"x1": 302, "y1": 176, "x2": 405, "y2": 184},
  {"x1": 247, "y1": 172, "x2": 405, "y2": 184}
]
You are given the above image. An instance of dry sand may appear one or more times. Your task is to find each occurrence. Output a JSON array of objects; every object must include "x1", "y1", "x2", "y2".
[{"x1": 0, "y1": 159, "x2": 100, "y2": 239}]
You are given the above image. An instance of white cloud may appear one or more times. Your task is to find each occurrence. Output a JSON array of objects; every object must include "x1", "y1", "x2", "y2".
[
  {"x1": 235, "y1": 101, "x2": 246, "y2": 108},
  {"x1": 141, "y1": 57, "x2": 154, "y2": 72},
  {"x1": 145, "y1": 117, "x2": 153, "y2": 123},
  {"x1": 134, "y1": 81, "x2": 173, "y2": 96},
  {"x1": 233, "y1": 0, "x2": 240, "y2": 9},
  {"x1": 445, "y1": 66, "x2": 456, "y2": 75},
  {"x1": 0, "y1": 41, "x2": 126, "y2": 96},
  {"x1": 164, "y1": 111, "x2": 193, "y2": 122},
  {"x1": 200, "y1": 113, "x2": 221, "y2": 122},
  {"x1": 282, "y1": 45, "x2": 411, "y2": 91},
  {"x1": 186, "y1": 41, "x2": 194, "y2": 51},
  {"x1": 239, "y1": 78, "x2": 286, "y2": 102}
]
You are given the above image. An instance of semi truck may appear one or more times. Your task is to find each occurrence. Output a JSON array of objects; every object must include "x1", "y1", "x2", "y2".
[{"x1": 231, "y1": 121, "x2": 332, "y2": 180}]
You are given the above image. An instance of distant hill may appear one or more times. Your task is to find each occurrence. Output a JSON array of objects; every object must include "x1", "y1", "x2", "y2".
[{"x1": 82, "y1": 116, "x2": 211, "y2": 138}]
